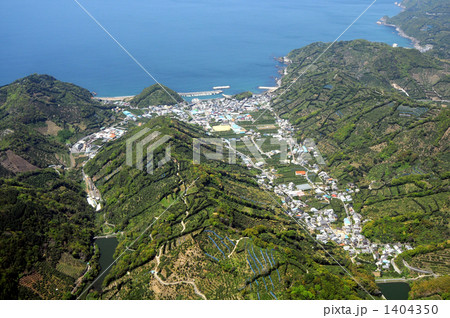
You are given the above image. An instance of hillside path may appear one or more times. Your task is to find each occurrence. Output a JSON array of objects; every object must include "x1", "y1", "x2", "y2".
[{"x1": 153, "y1": 247, "x2": 207, "y2": 300}]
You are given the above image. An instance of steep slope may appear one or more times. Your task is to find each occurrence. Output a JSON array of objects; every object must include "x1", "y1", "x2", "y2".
[
  {"x1": 273, "y1": 40, "x2": 449, "y2": 246},
  {"x1": 0, "y1": 122, "x2": 66, "y2": 177},
  {"x1": 130, "y1": 84, "x2": 183, "y2": 107},
  {"x1": 409, "y1": 275, "x2": 450, "y2": 300},
  {"x1": 285, "y1": 40, "x2": 449, "y2": 100},
  {"x1": 385, "y1": 0, "x2": 450, "y2": 60},
  {"x1": 0, "y1": 74, "x2": 112, "y2": 128},
  {"x1": 0, "y1": 75, "x2": 123, "y2": 299},
  {"x1": 0, "y1": 169, "x2": 96, "y2": 299},
  {"x1": 0, "y1": 74, "x2": 114, "y2": 175},
  {"x1": 83, "y1": 116, "x2": 379, "y2": 300}
]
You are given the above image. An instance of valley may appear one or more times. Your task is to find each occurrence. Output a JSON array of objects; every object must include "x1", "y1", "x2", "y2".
[{"x1": 1, "y1": 0, "x2": 449, "y2": 301}]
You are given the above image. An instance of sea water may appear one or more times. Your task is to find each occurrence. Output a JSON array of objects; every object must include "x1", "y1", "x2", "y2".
[{"x1": 0, "y1": 0, "x2": 411, "y2": 96}]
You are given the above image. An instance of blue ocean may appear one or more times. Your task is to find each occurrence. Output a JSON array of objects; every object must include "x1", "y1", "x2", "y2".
[{"x1": 0, "y1": 0, "x2": 411, "y2": 96}]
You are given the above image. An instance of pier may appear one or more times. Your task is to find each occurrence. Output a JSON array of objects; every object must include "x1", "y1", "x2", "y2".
[{"x1": 178, "y1": 90, "x2": 223, "y2": 97}]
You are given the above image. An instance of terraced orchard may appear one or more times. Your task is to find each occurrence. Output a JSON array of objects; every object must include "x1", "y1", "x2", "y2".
[
  {"x1": 273, "y1": 40, "x2": 449, "y2": 246},
  {"x1": 82, "y1": 117, "x2": 379, "y2": 299}
]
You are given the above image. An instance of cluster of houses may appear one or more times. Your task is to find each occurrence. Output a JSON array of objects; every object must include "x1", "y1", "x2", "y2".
[
  {"x1": 71, "y1": 126, "x2": 126, "y2": 157},
  {"x1": 186, "y1": 94, "x2": 273, "y2": 130},
  {"x1": 145, "y1": 106, "x2": 190, "y2": 122},
  {"x1": 251, "y1": 122, "x2": 412, "y2": 274},
  {"x1": 257, "y1": 159, "x2": 416, "y2": 272},
  {"x1": 111, "y1": 102, "x2": 193, "y2": 125},
  {"x1": 90, "y1": 90, "x2": 415, "y2": 275}
]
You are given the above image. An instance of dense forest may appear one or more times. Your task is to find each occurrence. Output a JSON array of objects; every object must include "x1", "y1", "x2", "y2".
[
  {"x1": 0, "y1": 170, "x2": 96, "y2": 299},
  {"x1": 0, "y1": 74, "x2": 112, "y2": 129},
  {"x1": 0, "y1": 75, "x2": 111, "y2": 299},
  {"x1": 0, "y1": 74, "x2": 115, "y2": 176},
  {"x1": 232, "y1": 91, "x2": 253, "y2": 101},
  {"x1": 130, "y1": 84, "x2": 183, "y2": 107}
]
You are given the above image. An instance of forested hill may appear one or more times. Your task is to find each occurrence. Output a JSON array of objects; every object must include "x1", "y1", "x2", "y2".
[
  {"x1": 0, "y1": 74, "x2": 112, "y2": 128},
  {"x1": 130, "y1": 84, "x2": 183, "y2": 107},
  {"x1": 274, "y1": 39, "x2": 449, "y2": 246},
  {"x1": 285, "y1": 40, "x2": 449, "y2": 100},
  {"x1": 0, "y1": 75, "x2": 117, "y2": 298},
  {"x1": 82, "y1": 116, "x2": 379, "y2": 300},
  {"x1": 0, "y1": 122, "x2": 66, "y2": 177},
  {"x1": 0, "y1": 169, "x2": 96, "y2": 299},
  {"x1": 0, "y1": 74, "x2": 114, "y2": 176},
  {"x1": 385, "y1": 0, "x2": 450, "y2": 60}
]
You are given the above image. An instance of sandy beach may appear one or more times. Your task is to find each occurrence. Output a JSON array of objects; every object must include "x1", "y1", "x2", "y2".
[{"x1": 94, "y1": 95, "x2": 135, "y2": 102}]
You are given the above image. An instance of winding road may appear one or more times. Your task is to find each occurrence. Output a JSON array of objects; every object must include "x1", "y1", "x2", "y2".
[
  {"x1": 153, "y1": 246, "x2": 207, "y2": 300},
  {"x1": 403, "y1": 260, "x2": 434, "y2": 275}
]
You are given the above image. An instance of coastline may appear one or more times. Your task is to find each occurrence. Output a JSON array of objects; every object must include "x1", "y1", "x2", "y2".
[
  {"x1": 94, "y1": 95, "x2": 135, "y2": 102},
  {"x1": 378, "y1": 17, "x2": 433, "y2": 53}
]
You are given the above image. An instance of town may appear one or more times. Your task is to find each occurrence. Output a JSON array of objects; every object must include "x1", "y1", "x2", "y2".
[{"x1": 73, "y1": 91, "x2": 414, "y2": 275}]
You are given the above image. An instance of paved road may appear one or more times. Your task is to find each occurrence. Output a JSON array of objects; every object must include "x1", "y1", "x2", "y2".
[
  {"x1": 391, "y1": 258, "x2": 402, "y2": 274},
  {"x1": 403, "y1": 260, "x2": 434, "y2": 274}
]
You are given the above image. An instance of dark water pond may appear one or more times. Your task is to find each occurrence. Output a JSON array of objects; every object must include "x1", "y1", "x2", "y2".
[
  {"x1": 378, "y1": 282, "x2": 410, "y2": 300},
  {"x1": 93, "y1": 237, "x2": 118, "y2": 291}
]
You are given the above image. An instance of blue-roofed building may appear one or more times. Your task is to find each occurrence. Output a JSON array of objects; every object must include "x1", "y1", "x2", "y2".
[
  {"x1": 231, "y1": 123, "x2": 246, "y2": 134},
  {"x1": 123, "y1": 111, "x2": 135, "y2": 117}
]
